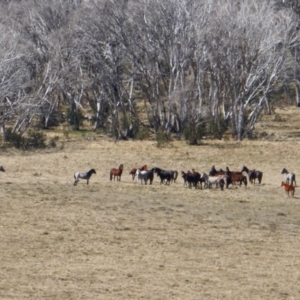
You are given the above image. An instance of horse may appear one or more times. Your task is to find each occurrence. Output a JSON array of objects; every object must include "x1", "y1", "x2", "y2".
[
  {"x1": 74, "y1": 169, "x2": 96, "y2": 186},
  {"x1": 136, "y1": 168, "x2": 154, "y2": 185},
  {"x1": 153, "y1": 167, "x2": 172, "y2": 185},
  {"x1": 181, "y1": 171, "x2": 201, "y2": 189},
  {"x1": 241, "y1": 166, "x2": 263, "y2": 185},
  {"x1": 153, "y1": 167, "x2": 178, "y2": 184},
  {"x1": 190, "y1": 170, "x2": 207, "y2": 189},
  {"x1": 129, "y1": 165, "x2": 148, "y2": 180},
  {"x1": 207, "y1": 176, "x2": 225, "y2": 190},
  {"x1": 208, "y1": 165, "x2": 225, "y2": 176},
  {"x1": 281, "y1": 168, "x2": 296, "y2": 186},
  {"x1": 226, "y1": 173, "x2": 247, "y2": 188},
  {"x1": 225, "y1": 167, "x2": 247, "y2": 188},
  {"x1": 200, "y1": 172, "x2": 225, "y2": 190},
  {"x1": 181, "y1": 171, "x2": 187, "y2": 185},
  {"x1": 110, "y1": 164, "x2": 123, "y2": 181},
  {"x1": 281, "y1": 181, "x2": 295, "y2": 197}
]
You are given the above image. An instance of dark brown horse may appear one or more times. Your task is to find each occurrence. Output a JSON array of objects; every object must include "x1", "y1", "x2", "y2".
[
  {"x1": 110, "y1": 164, "x2": 123, "y2": 181},
  {"x1": 241, "y1": 166, "x2": 263, "y2": 184},
  {"x1": 129, "y1": 165, "x2": 148, "y2": 180}
]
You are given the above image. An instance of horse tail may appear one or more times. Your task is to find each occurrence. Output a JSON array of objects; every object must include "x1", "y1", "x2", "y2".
[
  {"x1": 109, "y1": 171, "x2": 113, "y2": 181},
  {"x1": 173, "y1": 171, "x2": 178, "y2": 182}
]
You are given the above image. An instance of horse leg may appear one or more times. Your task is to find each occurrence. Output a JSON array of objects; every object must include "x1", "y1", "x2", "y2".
[{"x1": 87, "y1": 179, "x2": 89, "y2": 185}]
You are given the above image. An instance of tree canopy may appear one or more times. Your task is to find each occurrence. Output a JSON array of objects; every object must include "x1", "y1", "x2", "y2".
[{"x1": 0, "y1": 0, "x2": 299, "y2": 141}]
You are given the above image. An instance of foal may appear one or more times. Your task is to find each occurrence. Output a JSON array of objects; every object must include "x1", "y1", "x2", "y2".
[{"x1": 281, "y1": 181, "x2": 295, "y2": 197}]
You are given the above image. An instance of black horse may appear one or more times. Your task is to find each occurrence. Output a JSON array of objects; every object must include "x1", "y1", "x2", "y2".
[
  {"x1": 153, "y1": 167, "x2": 173, "y2": 185},
  {"x1": 208, "y1": 165, "x2": 225, "y2": 176},
  {"x1": 181, "y1": 171, "x2": 201, "y2": 189},
  {"x1": 241, "y1": 166, "x2": 263, "y2": 185}
]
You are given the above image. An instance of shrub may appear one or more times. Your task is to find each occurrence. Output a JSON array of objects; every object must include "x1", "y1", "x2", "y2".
[
  {"x1": 24, "y1": 130, "x2": 47, "y2": 149},
  {"x1": 156, "y1": 129, "x2": 173, "y2": 147},
  {"x1": 4, "y1": 128, "x2": 24, "y2": 148},
  {"x1": 4, "y1": 128, "x2": 47, "y2": 150},
  {"x1": 67, "y1": 108, "x2": 84, "y2": 130},
  {"x1": 183, "y1": 120, "x2": 205, "y2": 145},
  {"x1": 136, "y1": 127, "x2": 150, "y2": 140},
  {"x1": 48, "y1": 136, "x2": 59, "y2": 148},
  {"x1": 205, "y1": 117, "x2": 228, "y2": 140}
]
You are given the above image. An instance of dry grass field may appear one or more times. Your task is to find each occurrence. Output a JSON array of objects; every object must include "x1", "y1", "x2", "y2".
[{"x1": 2, "y1": 107, "x2": 300, "y2": 299}]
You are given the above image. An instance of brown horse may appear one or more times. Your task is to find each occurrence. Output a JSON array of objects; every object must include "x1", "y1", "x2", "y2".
[
  {"x1": 225, "y1": 167, "x2": 247, "y2": 188},
  {"x1": 281, "y1": 181, "x2": 295, "y2": 197},
  {"x1": 110, "y1": 164, "x2": 123, "y2": 181},
  {"x1": 129, "y1": 165, "x2": 148, "y2": 180}
]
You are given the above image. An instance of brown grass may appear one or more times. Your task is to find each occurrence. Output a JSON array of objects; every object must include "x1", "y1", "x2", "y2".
[{"x1": 1, "y1": 107, "x2": 300, "y2": 299}]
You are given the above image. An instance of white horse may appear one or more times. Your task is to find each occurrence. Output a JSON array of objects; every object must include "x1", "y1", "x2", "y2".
[
  {"x1": 136, "y1": 169, "x2": 148, "y2": 184},
  {"x1": 74, "y1": 169, "x2": 96, "y2": 186},
  {"x1": 281, "y1": 168, "x2": 296, "y2": 186},
  {"x1": 201, "y1": 172, "x2": 226, "y2": 190}
]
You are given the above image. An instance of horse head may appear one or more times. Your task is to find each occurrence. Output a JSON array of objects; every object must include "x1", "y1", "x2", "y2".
[
  {"x1": 140, "y1": 165, "x2": 147, "y2": 171},
  {"x1": 281, "y1": 168, "x2": 288, "y2": 174},
  {"x1": 241, "y1": 166, "x2": 248, "y2": 173}
]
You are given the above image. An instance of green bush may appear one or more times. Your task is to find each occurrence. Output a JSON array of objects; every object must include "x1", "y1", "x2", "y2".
[
  {"x1": 183, "y1": 120, "x2": 205, "y2": 145},
  {"x1": 4, "y1": 128, "x2": 47, "y2": 150},
  {"x1": 136, "y1": 127, "x2": 150, "y2": 140},
  {"x1": 205, "y1": 117, "x2": 228, "y2": 140},
  {"x1": 156, "y1": 129, "x2": 173, "y2": 148},
  {"x1": 4, "y1": 128, "x2": 24, "y2": 148},
  {"x1": 48, "y1": 136, "x2": 59, "y2": 148},
  {"x1": 67, "y1": 108, "x2": 84, "y2": 130},
  {"x1": 24, "y1": 130, "x2": 47, "y2": 149}
]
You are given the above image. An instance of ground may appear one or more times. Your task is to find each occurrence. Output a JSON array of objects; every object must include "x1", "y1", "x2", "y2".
[{"x1": 1, "y1": 107, "x2": 300, "y2": 299}]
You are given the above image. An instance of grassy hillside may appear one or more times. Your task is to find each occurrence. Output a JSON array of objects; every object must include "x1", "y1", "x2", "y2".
[{"x1": 1, "y1": 106, "x2": 300, "y2": 299}]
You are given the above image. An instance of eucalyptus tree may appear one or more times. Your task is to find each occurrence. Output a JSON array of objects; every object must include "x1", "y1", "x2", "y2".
[
  {"x1": 199, "y1": 0, "x2": 296, "y2": 140},
  {"x1": 71, "y1": 0, "x2": 134, "y2": 137},
  {"x1": 0, "y1": 22, "x2": 37, "y2": 136}
]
